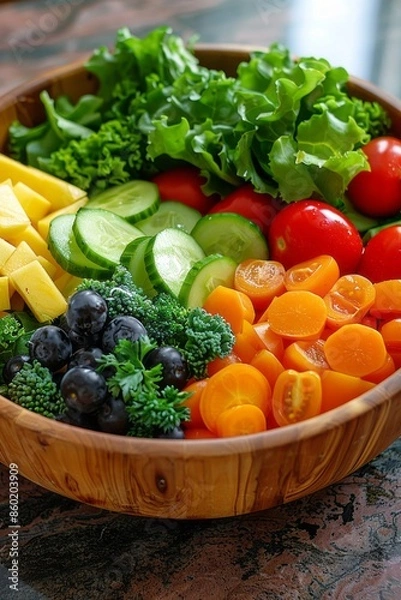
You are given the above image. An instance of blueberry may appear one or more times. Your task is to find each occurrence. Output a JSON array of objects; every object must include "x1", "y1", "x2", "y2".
[
  {"x1": 29, "y1": 325, "x2": 72, "y2": 372},
  {"x1": 101, "y1": 316, "x2": 147, "y2": 353},
  {"x1": 66, "y1": 290, "x2": 108, "y2": 337},
  {"x1": 68, "y1": 347, "x2": 104, "y2": 370},
  {"x1": 60, "y1": 366, "x2": 108, "y2": 414},
  {"x1": 96, "y1": 396, "x2": 130, "y2": 435},
  {"x1": 2, "y1": 355, "x2": 30, "y2": 384},
  {"x1": 143, "y1": 346, "x2": 189, "y2": 390}
]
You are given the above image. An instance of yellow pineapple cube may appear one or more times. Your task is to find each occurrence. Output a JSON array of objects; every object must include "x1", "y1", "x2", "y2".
[
  {"x1": 37, "y1": 197, "x2": 87, "y2": 240},
  {"x1": 0, "y1": 183, "x2": 30, "y2": 238},
  {"x1": 0, "y1": 276, "x2": 10, "y2": 311},
  {"x1": 37, "y1": 255, "x2": 58, "y2": 278},
  {"x1": 8, "y1": 224, "x2": 62, "y2": 276},
  {"x1": 10, "y1": 259, "x2": 67, "y2": 322},
  {"x1": 1, "y1": 241, "x2": 37, "y2": 277},
  {"x1": 0, "y1": 239, "x2": 15, "y2": 270},
  {"x1": 0, "y1": 153, "x2": 87, "y2": 210},
  {"x1": 13, "y1": 181, "x2": 51, "y2": 223}
]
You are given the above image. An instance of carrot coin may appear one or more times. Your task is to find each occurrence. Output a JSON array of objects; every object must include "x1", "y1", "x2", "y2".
[
  {"x1": 266, "y1": 290, "x2": 327, "y2": 340},
  {"x1": 215, "y1": 404, "x2": 267, "y2": 437},
  {"x1": 199, "y1": 363, "x2": 271, "y2": 433}
]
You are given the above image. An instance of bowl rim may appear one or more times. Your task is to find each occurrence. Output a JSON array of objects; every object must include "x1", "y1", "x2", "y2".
[{"x1": 0, "y1": 43, "x2": 400, "y2": 458}]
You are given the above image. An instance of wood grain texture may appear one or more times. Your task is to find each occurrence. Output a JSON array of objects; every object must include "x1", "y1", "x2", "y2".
[{"x1": 0, "y1": 48, "x2": 400, "y2": 520}]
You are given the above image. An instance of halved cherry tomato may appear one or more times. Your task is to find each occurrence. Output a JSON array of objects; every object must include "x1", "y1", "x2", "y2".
[
  {"x1": 284, "y1": 255, "x2": 340, "y2": 296},
  {"x1": 215, "y1": 404, "x2": 267, "y2": 437},
  {"x1": 357, "y1": 226, "x2": 401, "y2": 282},
  {"x1": 208, "y1": 184, "x2": 284, "y2": 237},
  {"x1": 234, "y1": 259, "x2": 286, "y2": 310},
  {"x1": 323, "y1": 274, "x2": 376, "y2": 329},
  {"x1": 272, "y1": 369, "x2": 322, "y2": 426},
  {"x1": 347, "y1": 137, "x2": 401, "y2": 218},
  {"x1": 152, "y1": 166, "x2": 218, "y2": 214},
  {"x1": 268, "y1": 200, "x2": 363, "y2": 275}
]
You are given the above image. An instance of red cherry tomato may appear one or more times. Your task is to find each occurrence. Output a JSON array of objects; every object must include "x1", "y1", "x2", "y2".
[
  {"x1": 268, "y1": 199, "x2": 363, "y2": 275},
  {"x1": 208, "y1": 184, "x2": 284, "y2": 238},
  {"x1": 152, "y1": 166, "x2": 218, "y2": 214},
  {"x1": 357, "y1": 225, "x2": 401, "y2": 282},
  {"x1": 347, "y1": 136, "x2": 401, "y2": 218}
]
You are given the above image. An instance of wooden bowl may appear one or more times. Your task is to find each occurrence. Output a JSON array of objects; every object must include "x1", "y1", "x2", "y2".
[{"x1": 0, "y1": 47, "x2": 401, "y2": 520}]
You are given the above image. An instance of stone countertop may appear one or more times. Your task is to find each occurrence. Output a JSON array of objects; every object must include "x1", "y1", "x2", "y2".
[
  {"x1": 0, "y1": 1, "x2": 400, "y2": 598},
  {"x1": 0, "y1": 438, "x2": 400, "y2": 599}
]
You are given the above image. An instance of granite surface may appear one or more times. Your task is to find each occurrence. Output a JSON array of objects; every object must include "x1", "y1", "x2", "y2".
[{"x1": 0, "y1": 1, "x2": 401, "y2": 598}]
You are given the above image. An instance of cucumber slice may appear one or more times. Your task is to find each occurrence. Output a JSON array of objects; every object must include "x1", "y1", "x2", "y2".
[
  {"x1": 136, "y1": 201, "x2": 201, "y2": 235},
  {"x1": 191, "y1": 212, "x2": 269, "y2": 263},
  {"x1": 73, "y1": 207, "x2": 144, "y2": 269},
  {"x1": 120, "y1": 236, "x2": 156, "y2": 297},
  {"x1": 179, "y1": 254, "x2": 237, "y2": 308},
  {"x1": 48, "y1": 214, "x2": 111, "y2": 279},
  {"x1": 145, "y1": 228, "x2": 205, "y2": 297},
  {"x1": 87, "y1": 180, "x2": 160, "y2": 223}
]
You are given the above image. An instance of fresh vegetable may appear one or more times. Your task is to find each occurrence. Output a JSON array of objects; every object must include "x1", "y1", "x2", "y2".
[
  {"x1": 76, "y1": 265, "x2": 235, "y2": 378},
  {"x1": 266, "y1": 290, "x2": 328, "y2": 340},
  {"x1": 152, "y1": 166, "x2": 217, "y2": 214},
  {"x1": 271, "y1": 369, "x2": 322, "y2": 426},
  {"x1": 6, "y1": 359, "x2": 66, "y2": 418},
  {"x1": 96, "y1": 337, "x2": 190, "y2": 438},
  {"x1": 0, "y1": 313, "x2": 41, "y2": 385},
  {"x1": 283, "y1": 255, "x2": 340, "y2": 296},
  {"x1": 8, "y1": 28, "x2": 391, "y2": 206},
  {"x1": 347, "y1": 136, "x2": 401, "y2": 218},
  {"x1": 357, "y1": 225, "x2": 401, "y2": 282},
  {"x1": 208, "y1": 185, "x2": 283, "y2": 238},
  {"x1": 268, "y1": 199, "x2": 364, "y2": 274},
  {"x1": 233, "y1": 259, "x2": 286, "y2": 309},
  {"x1": 323, "y1": 273, "x2": 376, "y2": 328}
]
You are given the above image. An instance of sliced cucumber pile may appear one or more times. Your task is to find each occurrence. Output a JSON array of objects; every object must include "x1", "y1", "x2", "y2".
[{"x1": 48, "y1": 179, "x2": 270, "y2": 307}]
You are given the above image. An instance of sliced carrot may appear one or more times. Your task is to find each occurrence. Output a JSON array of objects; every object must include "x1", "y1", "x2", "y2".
[
  {"x1": 207, "y1": 351, "x2": 242, "y2": 376},
  {"x1": 266, "y1": 290, "x2": 327, "y2": 340},
  {"x1": 199, "y1": 363, "x2": 271, "y2": 433},
  {"x1": 215, "y1": 404, "x2": 267, "y2": 437},
  {"x1": 233, "y1": 319, "x2": 265, "y2": 362},
  {"x1": 380, "y1": 318, "x2": 401, "y2": 351},
  {"x1": 363, "y1": 353, "x2": 396, "y2": 384},
  {"x1": 272, "y1": 369, "x2": 322, "y2": 426},
  {"x1": 323, "y1": 274, "x2": 376, "y2": 329},
  {"x1": 250, "y1": 348, "x2": 285, "y2": 389},
  {"x1": 369, "y1": 280, "x2": 401, "y2": 320},
  {"x1": 282, "y1": 338, "x2": 329, "y2": 374},
  {"x1": 203, "y1": 285, "x2": 255, "y2": 334},
  {"x1": 184, "y1": 428, "x2": 218, "y2": 439},
  {"x1": 320, "y1": 370, "x2": 375, "y2": 413},
  {"x1": 181, "y1": 379, "x2": 208, "y2": 429},
  {"x1": 284, "y1": 254, "x2": 340, "y2": 296},
  {"x1": 234, "y1": 259, "x2": 286, "y2": 310},
  {"x1": 323, "y1": 323, "x2": 387, "y2": 377},
  {"x1": 252, "y1": 321, "x2": 285, "y2": 359}
]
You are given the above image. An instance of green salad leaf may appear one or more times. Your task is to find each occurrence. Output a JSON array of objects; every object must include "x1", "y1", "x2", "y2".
[{"x1": 7, "y1": 26, "x2": 391, "y2": 205}]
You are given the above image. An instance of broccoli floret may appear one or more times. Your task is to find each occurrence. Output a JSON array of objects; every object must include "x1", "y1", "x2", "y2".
[
  {"x1": 0, "y1": 314, "x2": 34, "y2": 385},
  {"x1": 182, "y1": 307, "x2": 235, "y2": 378},
  {"x1": 7, "y1": 360, "x2": 66, "y2": 419},
  {"x1": 77, "y1": 265, "x2": 152, "y2": 320},
  {"x1": 145, "y1": 292, "x2": 188, "y2": 347}
]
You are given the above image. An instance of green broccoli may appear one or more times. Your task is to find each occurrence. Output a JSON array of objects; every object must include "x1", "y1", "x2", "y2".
[
  {"x1": 76, "y1": 264, "x2": 152, "y2": 320},
  {"x1": 79, "y1": 266, "x2": 235, "y2": 378},
  {"x1": 0, "y1": 314, "x2": 38, "y2": 386},
  {"x1": 6, "y1": 360, "x2": 66, "y2": 419},
  {"x1": 97, "y1": 338, "x2": 190, "y2": 437}
]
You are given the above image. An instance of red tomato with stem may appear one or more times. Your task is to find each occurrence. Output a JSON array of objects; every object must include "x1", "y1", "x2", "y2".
[
  {"x1": 208, "y1": 184, "x2": 284, "y2": 238},
  {"x1": 357, "y1": 225, "x2": 401, "y2": 282},
  {"x1": 152, "y1": 166, "x2": 218, "y2": 214},
  {"x1": 268, "y1": 199, "x2": 363, "y2": 275},
  {"x1": 347, "y1": 136, "x2": 401, "y2": 218}
]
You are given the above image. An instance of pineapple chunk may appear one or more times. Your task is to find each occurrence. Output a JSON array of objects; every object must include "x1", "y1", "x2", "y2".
[
  {"x1": 0, "y1": 276, "x2": 10, "y2": 311},
  {"x1": 0, "y1": 183, "x2": 30, "y2": 238},
  {"x1": 37, "y1": 255, "x2": 58, "y2": 278},
  {"x1": 8, "y1": 224, "x2": 62, "y2": 276},
  {"x1": 10, "y1": 259, "x2": 67, "y2": 322},
  {"x1": 1, "y1": 241, "x2": 37, "y2": 277},
  {"x1": 13, "y1": 181, "x2": 51, "y2": 223},
  {"x1": 37, "y1": 197, "x2": 87, "y2": 240},
  {"x1": 0, "y1": 153, "x2": 87, "y2": 211},
  {"x1": 0, "y1": 239, "x2": 15, "y2": 270}
]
